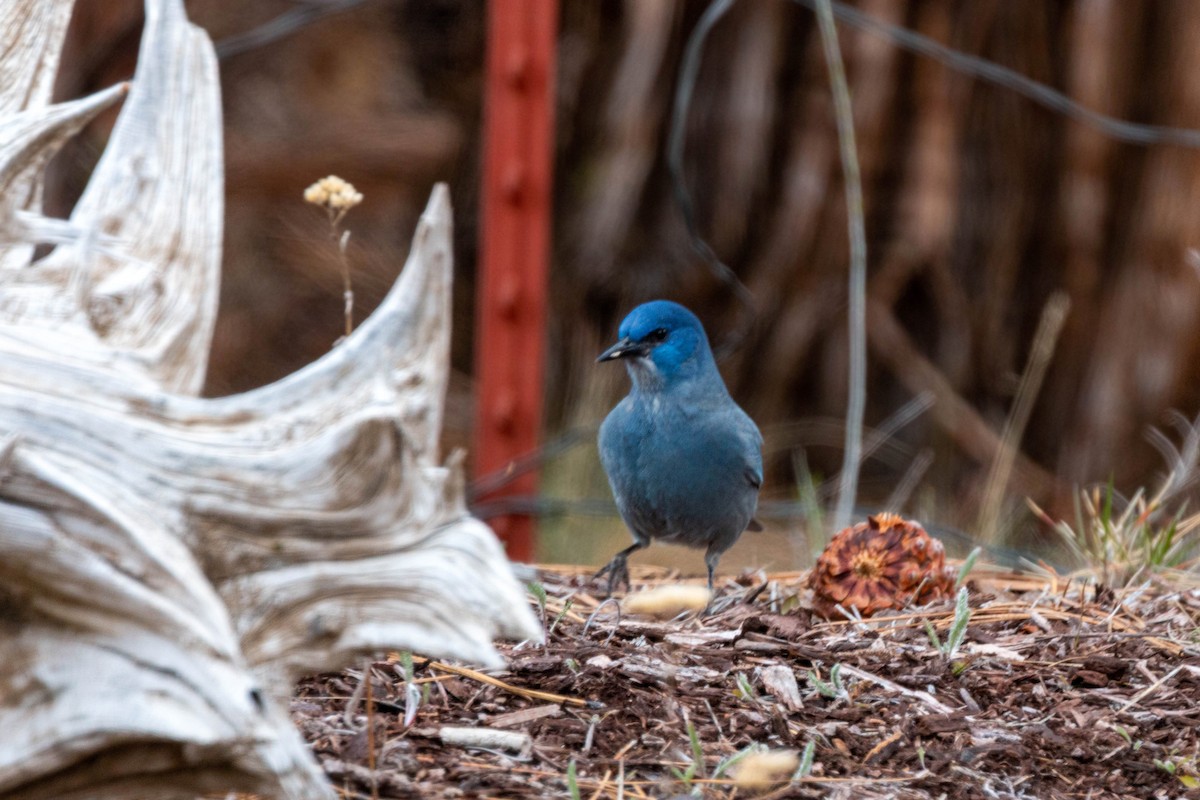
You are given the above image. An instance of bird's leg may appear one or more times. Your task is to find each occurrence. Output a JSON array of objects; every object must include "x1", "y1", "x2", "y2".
[
  {"x1": 704, "y1": 547, "x2": 722, "y2": 599},
  {"x1": 698, "y1": 549, "x2": 727, "y2": 616},
  {"x1": 594, "y1": 542, "x2": 643, "y2": 597}
]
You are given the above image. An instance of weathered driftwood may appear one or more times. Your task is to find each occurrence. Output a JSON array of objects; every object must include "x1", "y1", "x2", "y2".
[{"x1": 0, "y1": 1, "x2": 539, "y2": 798}]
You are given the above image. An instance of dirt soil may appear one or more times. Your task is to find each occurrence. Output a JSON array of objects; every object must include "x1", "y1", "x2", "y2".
[{"x1": 293, "y1": 565, "x2": 1200, "y2": 799}]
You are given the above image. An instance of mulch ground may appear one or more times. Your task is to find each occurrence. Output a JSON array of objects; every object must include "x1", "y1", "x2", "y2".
[{"x1": 293, "y1": 565, "x2": 1200, "y2": 799}]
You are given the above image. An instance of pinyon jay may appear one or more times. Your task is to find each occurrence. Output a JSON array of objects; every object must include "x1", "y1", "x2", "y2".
[{"x1": 596, "y1": 300, "x2": 763, "y2": 595}]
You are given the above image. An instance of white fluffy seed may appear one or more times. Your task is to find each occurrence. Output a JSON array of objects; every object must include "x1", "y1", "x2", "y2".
[
  {"x1": 622, "y1": 585, "x2": 712, "y2": 618},
  {"x1": 732, "y1": 749, "x2": 800, "y2": 791}
]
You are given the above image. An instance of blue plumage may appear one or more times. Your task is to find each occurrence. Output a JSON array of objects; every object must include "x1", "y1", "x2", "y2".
[{"x1": 596, "y1": 300, "x2": 763, "y2": 594}]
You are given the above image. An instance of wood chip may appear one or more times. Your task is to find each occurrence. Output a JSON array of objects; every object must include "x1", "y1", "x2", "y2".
[
  {"x1": 487, "y1": 703, "x2": 563, "y2": 728},
  {"x1": 439, "y1": 726, "x2": 532, "y2": 756},
  {"x1": 863, "y1": 729, "x2": 904, "y2": 764},
  {"x1": 913, "y1": 713, "x2": 971, "y2": 735},
  {"x1": 664, "y1": 628, "x2": 741, "y2": 647},
  {"x1": 964, "y1": 642, "x2": 1026, "y2": 661},
  {"x1": 759, "y1": 664, "x2": 803, "y2": 711}
]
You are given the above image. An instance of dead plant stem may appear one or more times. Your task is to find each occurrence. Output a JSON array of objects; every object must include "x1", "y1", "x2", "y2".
[
  {"x1": 815, "y1": 0, "x2": 868, "y2": 533},
  {"x1": 978, "y1": 292, "x2": 1070, "y2": 540}
]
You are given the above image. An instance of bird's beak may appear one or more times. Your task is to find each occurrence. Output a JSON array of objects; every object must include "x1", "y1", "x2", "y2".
[{"x1": 597, "y1": 337, "x2": 648, "y2": 363}]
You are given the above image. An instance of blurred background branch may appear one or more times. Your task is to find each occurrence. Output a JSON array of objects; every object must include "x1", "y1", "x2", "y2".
[
  {"x1": 813, "y1": 0, "x2": 868, "y2": 532},
  {"x1": 215, "y1": 0, "x2": 370, "y2": 61},
  {"x1": 48, "y1": 0, "x2": 1200, "y2": 572}
]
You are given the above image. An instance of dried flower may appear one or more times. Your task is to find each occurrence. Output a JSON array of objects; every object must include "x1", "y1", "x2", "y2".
[
  {"x1": 304, "y1": 175, "x2": 363, "y2": 213},
  {"x1": 303, "y1": 175, "x2": 362, "y2": 340},
  {"x1": 807, "y1": 513, "x2": 954, "y2": 619}
]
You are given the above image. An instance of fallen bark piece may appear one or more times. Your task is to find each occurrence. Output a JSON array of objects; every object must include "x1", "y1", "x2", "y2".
[
  {"x1": 965, "y1": 642, "x2": 1026, "y2": 661},
  {"x1": 664, "y1": 627, "x2": 742, "y2": 646},
  {"x1": 488, "y1": 704, "x2": 564, "y2": 728},
  {"x1": 439, "y1": 727, "x2": 534, "y2": 756},
  {"x1": 618, "y1": 654, "x2": 724, "y2": 685},
  {"x1": 759, "y1": 664, "x2": 804, "y2": 711}
]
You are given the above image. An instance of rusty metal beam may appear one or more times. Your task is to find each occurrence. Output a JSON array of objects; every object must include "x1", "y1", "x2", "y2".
[{"x1": 473, "y1": 0, "x2": 558, "y2": 561}]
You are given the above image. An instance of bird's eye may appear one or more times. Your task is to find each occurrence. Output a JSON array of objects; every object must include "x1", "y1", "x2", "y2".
[{"x1": 646, "y1": 328, "x2": 669, "y2": 343}]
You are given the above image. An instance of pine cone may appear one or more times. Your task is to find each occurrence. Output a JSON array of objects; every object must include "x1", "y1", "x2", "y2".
[{"x1": 807, "y1": 513, "x2": 954, "y2": 619}]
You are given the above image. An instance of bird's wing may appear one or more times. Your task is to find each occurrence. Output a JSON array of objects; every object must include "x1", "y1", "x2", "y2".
[
  {"x1": 744, "y1": 466, "x2": 762, "y2": 489},
  {"x1": 737, "y1": 406, "x2": 764, "y2": 489},
  {"x1": 685, "y1": 401, "x2": 763, "y2": 490},
  {"x1": 741, "y1": 415, "x2": 765, "y2": 530}
]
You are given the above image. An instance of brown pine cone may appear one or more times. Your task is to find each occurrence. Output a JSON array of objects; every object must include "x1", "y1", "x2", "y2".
[{"x1": 807, "y1": 513, "x2": 954, "y2": 619}]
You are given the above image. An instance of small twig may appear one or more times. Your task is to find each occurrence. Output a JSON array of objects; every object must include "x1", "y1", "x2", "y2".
[
  {"x1": 793, "y1": 0, "x2": 1200, "y2": 149},
  {"x1": 867, "y1": 300, "x2": 1060, "y2": 496},
  {"x1": 865, "y1": 392, "x2": 936, "y2": 456},
  {"x1": 703, "y1": 698, "x2": 725, "y2": 742},
  {"x1": 862, "y1": 729, "x2": 903, "y2": 764},
  {"x1": 813, "y1": 0, "x2": 867, "y2": 533},
  {"x1": 1116, "y1": 664, "x2": 1185, "y2": 714},
  {"x1": 977, "y1": 293, "x2": 1070, "y2": 541},
  {"x1": 836, "y1": 664, "x2": 953, "y2": 713},
  {"x1": 215, "y1": 0, "x2": 368, "y2": 60},
  {"x1": 428, "y1": 660, "x2": 600, "y2": 709},
  {"x1": 586, "y1": 768, "x2": 612, "y2": 800},
  {"x1": 343, "y1": 664, "x2": 367, "y2": 727},
  {"x1": 364, "y1": 659, "x2": 378, "y2": 800},
  {"x1": 584, "y1": 597, "x2": 622, "y2": 646},
  {"x1": 885, "y1": 448, "x2": 933, "y2": 512}
]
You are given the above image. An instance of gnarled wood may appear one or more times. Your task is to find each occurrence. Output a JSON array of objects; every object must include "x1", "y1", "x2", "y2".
[{"x1": 0, "y1": 1, "x2": 538, "y2": 798}]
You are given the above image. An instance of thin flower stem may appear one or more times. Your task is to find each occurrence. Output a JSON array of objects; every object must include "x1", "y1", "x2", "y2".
[
  {"x1": 334, "y1": 224, "x2": 354, "y2": 338},
  {"x1": 304, "y1": 176, "x2": 363, "y2": 344}
]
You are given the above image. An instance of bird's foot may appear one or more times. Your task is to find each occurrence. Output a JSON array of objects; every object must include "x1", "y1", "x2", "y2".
[{"x1": 593, "y1": 553, "x2": 631, "y2": 597}]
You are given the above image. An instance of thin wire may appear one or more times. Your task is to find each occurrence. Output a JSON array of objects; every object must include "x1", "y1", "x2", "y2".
[
  {"x1": 666, "y1": 0, "x2": 758, "y2": 358},
  {"x1": 814, "y1": 0, "x2": 867, "y2": 534},
  {"x1": 794, "y1": 0, "x2": 1200, "y2": 149}
]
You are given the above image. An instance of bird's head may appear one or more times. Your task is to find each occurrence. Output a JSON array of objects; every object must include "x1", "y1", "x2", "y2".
[{"x1": 597, "y1": 300, "x2": 717, "y2": 390}]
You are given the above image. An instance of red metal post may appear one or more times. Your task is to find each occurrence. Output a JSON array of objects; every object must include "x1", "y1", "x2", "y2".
[{"x1": 474, "y1": 0, "x2": 557, "y2": 561}]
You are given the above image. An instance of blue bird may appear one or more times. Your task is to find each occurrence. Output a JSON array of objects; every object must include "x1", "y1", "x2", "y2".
[{"x1": 595, "y1": 300, "x2": 763, "y2": 595}]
